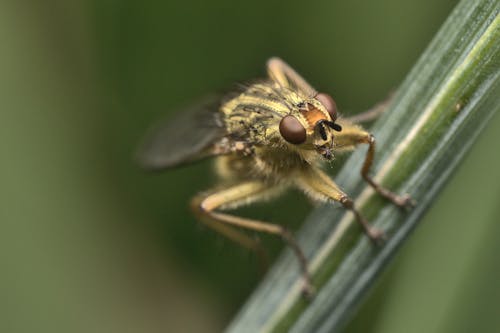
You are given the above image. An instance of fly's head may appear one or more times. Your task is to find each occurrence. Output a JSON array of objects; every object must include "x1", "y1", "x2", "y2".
[{"x1": 278, "y1": 92, "x2": 342, "y2": 161}]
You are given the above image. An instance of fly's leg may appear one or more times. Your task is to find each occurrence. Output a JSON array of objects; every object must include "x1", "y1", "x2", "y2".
[
  {"x1": 334, "y1": 121, "x2": 414, "y2": 208},
  {"x1": 191, "y1": 195, "x2": 269, "y2": 271},
  {"x1": 360, "y1": 134, "x2": 414, "y2": 207},
  {"x1": 191, "y1": 181, "x2": 315, "y2": 297},
  {"x1": 345, "y1": 91, "x2": 395, "y2": 124},
  {"x1": 296, "y1": 167, "x2": 386, "y2": 242}
]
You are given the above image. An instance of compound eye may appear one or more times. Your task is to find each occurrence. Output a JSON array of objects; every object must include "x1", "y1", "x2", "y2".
[
  {"x1": 315, "y1": 92, "x2": 338, "y2": 122},
  {"x1": 279, "y1": 115, "x2": 306, "y2": 144}
]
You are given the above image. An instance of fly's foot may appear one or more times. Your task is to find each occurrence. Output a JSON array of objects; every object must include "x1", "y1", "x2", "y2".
[
  {"x1": 370, "y1": 185, "x2": 415, "y2": 211},
  {"x1": 390, "y1": 193, "x2": 416, "y2": 210},
  {"x1": 301, "y1": 278, "x2": 316, "y2": 300},
  {"x1": 366, "y1": 227, "x2": 387, "y2": 246}
]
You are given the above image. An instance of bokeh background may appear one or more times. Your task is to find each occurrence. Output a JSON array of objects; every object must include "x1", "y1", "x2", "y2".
[{"x1": 2, "y1": 0, "x2": 499, "y2": 332}]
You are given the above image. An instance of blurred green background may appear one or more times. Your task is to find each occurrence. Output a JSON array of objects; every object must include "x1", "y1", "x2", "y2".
[{"x1": 2, "y1": 0, "x2": 499, "y2": 332}]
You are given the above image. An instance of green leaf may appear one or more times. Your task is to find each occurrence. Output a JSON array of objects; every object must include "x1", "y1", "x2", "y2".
[{"x1": 226, "y1": 0, "x2": 500, "y2": 332}]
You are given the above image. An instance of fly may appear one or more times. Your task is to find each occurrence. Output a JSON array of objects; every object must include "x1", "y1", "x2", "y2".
[{"x1": 137, "y1": 58, "x2": 413, "y2": 297}]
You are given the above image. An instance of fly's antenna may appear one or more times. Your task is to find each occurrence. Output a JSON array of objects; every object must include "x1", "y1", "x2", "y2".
[
  {"x1": 325, "y1": 120, "x2": 342, "y2": 132},
  {"x1": 316, "y1": 121, "x2": 328, "y2": 140},
  {"x1": 315, "y1": 120, "x2": 342, "y2": 140}
]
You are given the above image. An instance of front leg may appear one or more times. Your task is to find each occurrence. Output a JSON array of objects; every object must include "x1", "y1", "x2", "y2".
[
  {"x1": 334, "y1": 120, "x2": 414, "y2": 208},
  {"x1": 191, "y1": 180, "x2": 315, "y2": 297},
  {"x1": 295, "y1": 167, "x2": 385, "y2": 241},
  {"x1": 360, "y1": 134, "x2": 414, "y2": 207}
]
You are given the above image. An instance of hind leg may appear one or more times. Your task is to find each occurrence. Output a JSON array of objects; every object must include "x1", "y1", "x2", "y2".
[{"x1": 191, "y1": 181, "x2": 315, "y2": 297}]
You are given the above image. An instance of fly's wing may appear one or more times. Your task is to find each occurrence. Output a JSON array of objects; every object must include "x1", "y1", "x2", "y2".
[
  {"x1": 136, "y1": 97, "x2": 226, "y2": 171},
  {"x1": 266, "y1": 57, "x2": 317, "y2": 98}
]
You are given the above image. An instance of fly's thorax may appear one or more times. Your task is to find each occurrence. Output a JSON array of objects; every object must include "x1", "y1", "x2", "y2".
[{"x1": 220, "y1": 82, "x2": 298, "y2": 144}]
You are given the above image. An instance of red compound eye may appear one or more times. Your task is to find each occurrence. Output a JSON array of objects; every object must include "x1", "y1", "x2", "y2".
[
  {"x1": 315, "y1": 92, "x2": 338, "y2": 122},
  {"x1": 279, "y1": 115, "x2": 306, "y2": 144}
]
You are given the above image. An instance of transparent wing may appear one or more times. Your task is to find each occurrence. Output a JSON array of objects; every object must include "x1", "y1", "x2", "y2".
[
  {"x1": 266, "y1": 57, "x2": 317, "y2": 98},
  {"x1": 136, "y1": 97, "x2": 226, "y2": 170}
]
